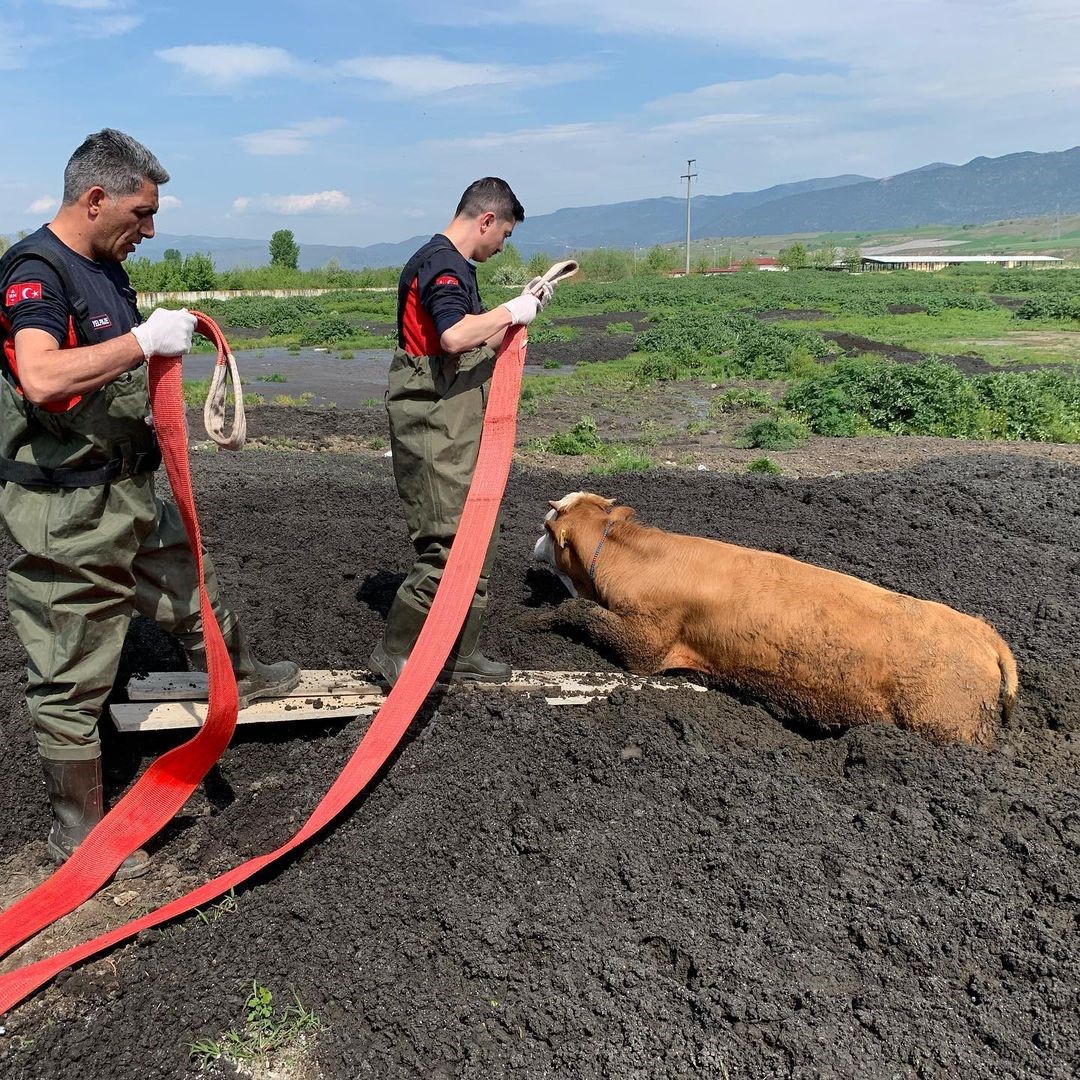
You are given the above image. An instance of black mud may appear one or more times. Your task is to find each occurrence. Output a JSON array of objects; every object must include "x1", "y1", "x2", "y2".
[{"x1": 0, "y1": 445, "x2": 1078, "y2": 1080}]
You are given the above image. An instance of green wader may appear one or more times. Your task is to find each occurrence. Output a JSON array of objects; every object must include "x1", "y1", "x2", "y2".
[
  {"x1": 0, "y1": 365, "x2": 233, "y2": 762},
  {"x1": 386, "y1": 343, "x2": 502, "y2": 617}
]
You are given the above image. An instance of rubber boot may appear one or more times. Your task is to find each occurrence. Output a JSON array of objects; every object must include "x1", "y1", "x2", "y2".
[
  {"x1": 43, "y1": 756, "x2": 150, "y2": 880},
  {"x1": 368, "y1": 595, "x2": 427, "y2": 687},
  {"x1": 441, "y1": 605, "x2": 511, "y2": 684},
  {"x1": 186, "y1": 623, "x2": 301, "y2": 710}
]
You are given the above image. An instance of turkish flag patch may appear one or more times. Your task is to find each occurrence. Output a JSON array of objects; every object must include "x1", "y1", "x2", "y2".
[
  {"x1": 433, "y1": 274, "x2": 460, "y2": 288},
  {"x1": 5, "y1": 281, "x2": 43, "y2": 307}
]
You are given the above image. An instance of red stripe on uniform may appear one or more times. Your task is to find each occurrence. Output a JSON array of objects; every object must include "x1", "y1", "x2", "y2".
[{"x1": 401, "y1": 278, "x2": 441, "y2": 356}]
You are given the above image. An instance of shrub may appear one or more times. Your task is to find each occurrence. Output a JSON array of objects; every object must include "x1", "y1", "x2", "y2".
[
  {"x1": 298, "y1": 313, "x2": 353, "y2": 345},
  {"x1": 748, "y1": 457, "x2": 781, "y2": 474},
  {"x1": 739, "y1": 414, "x2": 811, "y2": 450},
  {"x1": 783, "y1": 355, "x2": 1080, "y2": 441},
  {"x1": 708, "y1": 388, "x2": 775, "y2": 416},
  {"x1": 542, "y1": 416, "x2": 605, "y2": 455}
]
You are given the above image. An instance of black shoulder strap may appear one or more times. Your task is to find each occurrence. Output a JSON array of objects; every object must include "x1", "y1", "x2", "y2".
[{"x1": 0, "y1": 240, "x2": 97, "y2": 346}]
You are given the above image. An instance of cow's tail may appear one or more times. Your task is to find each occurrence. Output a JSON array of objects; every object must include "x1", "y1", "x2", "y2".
[{"x1": 997, "y1": 640, "x2": 1020, "y2": 723}]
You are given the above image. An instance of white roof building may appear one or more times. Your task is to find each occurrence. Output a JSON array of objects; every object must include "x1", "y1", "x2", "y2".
[{"x1": 861, "y1": 254, "x2": 1062, "y2": 271}]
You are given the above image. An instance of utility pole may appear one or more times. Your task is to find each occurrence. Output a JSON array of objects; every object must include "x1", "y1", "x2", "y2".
[{"x1": 681, "y1": 158, "x2": 697, "y2": 275}]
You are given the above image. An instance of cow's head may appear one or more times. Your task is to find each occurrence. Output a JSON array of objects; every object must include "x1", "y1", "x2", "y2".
[{"x1": 533, "y1": 491, "x2": 635, "y2": 598}]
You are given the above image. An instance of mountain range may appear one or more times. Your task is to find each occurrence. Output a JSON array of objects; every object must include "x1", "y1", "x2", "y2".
[{"x1": 138, "y1": 146, "x2": 1080, "y2": 269}]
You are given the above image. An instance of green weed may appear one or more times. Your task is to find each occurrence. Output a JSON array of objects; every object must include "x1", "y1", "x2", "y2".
[
  {"x1": 189, "y1": 981, "x2": 323, "y2": 1073},
  {"x1": 739, "y1": 414, "x2": 811, "y2": 450},
  {"x1": 748, "y1": 457, "x2": 782, "y2": 474}
]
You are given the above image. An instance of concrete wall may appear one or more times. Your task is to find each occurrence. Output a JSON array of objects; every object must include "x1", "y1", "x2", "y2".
[{"x1": 136, "y1": 287, "x2": 337, "y2": 307}]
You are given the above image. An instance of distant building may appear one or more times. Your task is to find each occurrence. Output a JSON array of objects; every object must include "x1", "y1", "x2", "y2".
[
  {"x1": 668, "y1": 257, "x2": 782, "y2": 277},
  {"x1": 861, "y1": 254, "x2": 1062, "y2": 272}
]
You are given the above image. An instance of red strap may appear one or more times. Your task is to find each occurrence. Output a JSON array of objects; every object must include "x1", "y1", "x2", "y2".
[
  {"x1": 0, "y1": 316, "x2": 240, "y2": 973},
  {"x1": 0, "y1": 322, "x2": 528, "y2": 1014}
]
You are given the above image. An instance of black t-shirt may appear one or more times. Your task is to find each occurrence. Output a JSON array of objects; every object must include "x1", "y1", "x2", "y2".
[
  {"x1": 397, "y1": 234, "x2": 484, "y2": 354},
  {"x1": 1, "y1": 226, "x2": 139, "y2": 346}
]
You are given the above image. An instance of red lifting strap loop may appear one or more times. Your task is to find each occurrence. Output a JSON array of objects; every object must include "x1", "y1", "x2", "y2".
[{"x1": 0, "y1": 320, "x2": 531, "y2": 1016}]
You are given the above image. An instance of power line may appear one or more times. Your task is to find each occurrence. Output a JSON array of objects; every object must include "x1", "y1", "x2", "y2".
[{"x1": 681, "y1": 159, "x2": 697, "y2": 275}]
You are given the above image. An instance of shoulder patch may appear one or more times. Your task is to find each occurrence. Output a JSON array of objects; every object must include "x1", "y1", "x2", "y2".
[
  {"x1": 433, "y1": 274, "x2": 461, "y2": 288},
  {"x1": 5, "y1": 281, "x2": 43, "y2": 307}
]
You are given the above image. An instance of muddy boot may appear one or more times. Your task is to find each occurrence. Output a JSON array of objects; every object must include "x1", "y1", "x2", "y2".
[
  {"x1": 42, "y1": 756, "x2": 150, "y2": 881},
  {"x1": 441, "y1": 605, "x2": 511, "y2": 684},
  {"x1": 368, "y1": 596, "x2": 428, "y2": 688},
  {"x1": 186, "y1": 624, "x2": 301, "y2": 710}
]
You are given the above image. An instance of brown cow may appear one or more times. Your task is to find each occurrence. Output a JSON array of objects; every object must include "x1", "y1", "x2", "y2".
[{"x1": 532, "y1": 491, "x2": 1018, "y2": 748}]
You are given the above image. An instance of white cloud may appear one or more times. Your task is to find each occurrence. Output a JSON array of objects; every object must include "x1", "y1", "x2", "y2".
[
  {"x1": 335, "y1": 53, "x2": 598, "y2": 98},
  {"x1": 156, "y1": 44, "x2": 301, "y2": 89},
  {"x1": 237, "y1": 118, "x2": 346, "y2": 156},
  {"x1": 232, "y1": 191, "x2": 353, "y2": 215},
  {"x1": 158, "y1": 195, "x2": 181, "y2": 210},
  {"x1": 42, "y1": 0, "x2": 140, "y2": 36},
  {"x1": 27, "y1": 196, "x2": 58, "y2": 214}
]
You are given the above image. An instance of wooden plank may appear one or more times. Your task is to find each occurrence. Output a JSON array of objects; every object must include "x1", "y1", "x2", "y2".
[
  {"x1": 113, "y1": 669, "x2": 709, "y2": 733},
  {"x1": 125, "y1": 669, "x2": 709, "y2": 702},
  {"x1": 126, "y1": 669, "x2": 381, "y2": 701},
  {"x1": 110, "y1": 696, "x2": 379, "y2": 733}
]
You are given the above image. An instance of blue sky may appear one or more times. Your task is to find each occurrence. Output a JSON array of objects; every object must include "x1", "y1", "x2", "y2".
[{"x1": 4, "y1": 0, "x2": 1080, "y2": 247}]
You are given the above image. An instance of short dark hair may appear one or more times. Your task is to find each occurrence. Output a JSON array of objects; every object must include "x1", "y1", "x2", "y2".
[
  {"x1": 454, "y1": 177, "x2": 524, "y2": 223},
  {"x1": 63, "y1": 128, "x2": 169, "y2": 205}
]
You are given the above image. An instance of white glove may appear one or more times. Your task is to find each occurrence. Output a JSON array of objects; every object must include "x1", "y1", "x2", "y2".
[
  {"x1": 523, "y1": 276, "x2": 554, "y2": 311},
  {"x1": 131, "y1": 307, "x2": 197, "y2": 359},
  {"x1": 502, "y1": 294, "x2": 541, "y2": 327}
]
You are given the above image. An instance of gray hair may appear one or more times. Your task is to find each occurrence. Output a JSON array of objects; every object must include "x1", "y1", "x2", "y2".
[{"x1": 62, "y1": 128, "x2": 169, "y2": 204}]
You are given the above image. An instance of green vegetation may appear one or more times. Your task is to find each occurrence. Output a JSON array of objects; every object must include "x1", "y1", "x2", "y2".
[
  {"x1": 182, "y1": 379, "x2": 265, "y2": 408},
  {"x1": 783, "y1": 356, "x2": 1080, "y2": 441},
  {"x1": 255, "y1": 372, "x2": 287, "y2": 383},
  {"x1": 269, "y1": 228, "x2": 300, "y2": 270},
  {"x1": 739, "y1": 414, "x2": 811, "y2": 450},
  {"x1": 748, "y1": 457, "x2": 782, "y2": 474},
  {"x1": 189, "y1": 981, "x2": 322, "y2": 1072},
  {"x1": 530, "y1": 415, "x2": 654, "y2": 473}
]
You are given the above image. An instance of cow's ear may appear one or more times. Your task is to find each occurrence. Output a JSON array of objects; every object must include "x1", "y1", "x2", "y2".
[
  {"x1": 611, "y1": 506, "x2": 635, "y2": 522},
  {"x1": 548, "y1": 500, "x2": 560, "y2": 511}
]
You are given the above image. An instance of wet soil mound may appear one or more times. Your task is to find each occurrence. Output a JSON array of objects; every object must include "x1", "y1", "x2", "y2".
[{"x1": 1, "y1": 451, "x2": 1078, "y2": 1079}]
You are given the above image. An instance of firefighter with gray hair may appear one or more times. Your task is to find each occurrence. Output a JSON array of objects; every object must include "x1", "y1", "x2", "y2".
[{"x1": 0, "y1": 128, "x2": 299, "y2": 879}]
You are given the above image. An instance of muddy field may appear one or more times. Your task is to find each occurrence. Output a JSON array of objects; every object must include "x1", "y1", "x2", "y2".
[{"x1": 1, "y1": 410, "x2": 1079, "y2": 1080}]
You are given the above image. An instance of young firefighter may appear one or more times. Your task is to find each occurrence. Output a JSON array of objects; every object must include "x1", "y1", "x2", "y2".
[{"x1": 370, "y1": 177, "x2": 558, "y2": 685}]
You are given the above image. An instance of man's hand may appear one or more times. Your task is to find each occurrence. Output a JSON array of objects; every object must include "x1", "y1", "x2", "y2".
[
  {"x1": 523, "y1": 276, "x2": 555, "y2": 311},
  {"x1": 502, "y1": 294, "x2": 541, "y2": 327},
  {"x1": 130, "y1": 308, "x2": 197, "y2": 359}
]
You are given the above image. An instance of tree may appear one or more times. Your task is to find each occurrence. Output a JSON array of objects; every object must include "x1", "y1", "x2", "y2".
[
  {"x1": 842, "y1": 246, "x2": 863, "y2": 272},
  {"x1": 269, "y1": 229, "x2": 299, "y2": 270},
  {"x1": 646, "y1": 244, "x2": 677, "y2": 273},
  {"x1": 163, "y1": 247, "x2": 182, "y2": 265},
  {"x1": 181, "y1": 252, "x2": 216, "y2": 289},
  {"x1": 811, "y1": 245, "x2": 838, "y2": 270},
  {"x1": 526, "y1": 252, "x2": 549, "y2": 279},
  {"x1": 777, "y1": 242, "x2": 808, "y2": 270}
]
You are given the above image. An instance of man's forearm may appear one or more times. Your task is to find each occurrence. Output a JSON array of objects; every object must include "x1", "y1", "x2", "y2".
[
  {"x1": 14, "y1": 328, "x2": 145, "y2": 405},
  {"x1": 439, "y1": 308, "x2": 513, "y2": 355}
]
